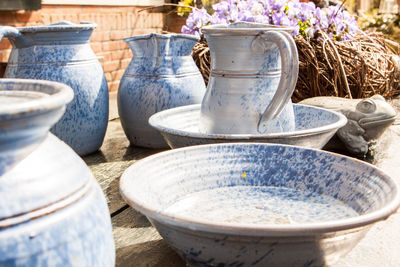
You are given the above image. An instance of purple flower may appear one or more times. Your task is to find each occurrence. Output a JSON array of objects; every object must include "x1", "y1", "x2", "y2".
[
  {"x1": 210, "y1": 12, "x2": 229, "y2": 25},
  {"x1": 238, "y1": 9, "x2": 255, "y2": 22},
  {"x1": 315, "y1": 8, "x2": 328, "y2": 30},
  {"x1": 213, "y1": 1, "x2": 230, "y2": 15},
  {"x1": 182, "y1": 0, "x2": 360, "y2": 41},
  {"x1": 272, "y1": 11, "x2": 291, "y2": 26},
  {"x1": 254, "y1": 14, "x2": 270, "y2": 24}
]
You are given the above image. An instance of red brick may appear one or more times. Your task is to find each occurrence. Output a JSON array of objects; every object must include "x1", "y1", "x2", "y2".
[
  {"x1": 103, "y1": 60, "x2": 120, "y2": 73},
  {"x1": 0, "y1": 40, "x2": 12, "y2": 50},
  {"x1": 102, "y1": 41, "x2": 121, "y2": 52},
  {"x1": 110, "y1": 30, "x2": 127, "y2": 41},
  {"x1": 97, "y1": 51, "x2": 113, "y2": 62},
  {"x1": 121, "y1": 58, "x2": 131, "y2": 70},
  {"x1": 152, "y1": 13, "x2": 164, "y2": 28},
  {"x1": 91, "y1": 31, "x2": 109, "y2": 42},
  {"x1": 106, "y1": 14, "x2": 116, "y2": 30},
  {"x1": 134, "y1": 13, "x2": 145, "y2": 29},
  {"x1": 105, "y1": 72, "x2": 112, "y2": 82},
  {"x1": 114, "y1": 14, "x2": 122, "y2": 30},
  {"x1": 16, "y1": 11, "x2": 41, "y2": 23},
  {"x1": 100, "y1": 14, "x2": 111, "y2": 31},
  {"x1": 127, "y1": 13, "x2": 133, "y2": 29},
  {"x1": 112, "y1": 69, "x2": 126, "y2": 81},
  {"x1": 41, "y1": 14, "x2": 52, "y2": 25},
  {"x1": 108, "y1": 81, "x2": 120, "y2": 92},
  {"x1": 79, "y1": 13, "x2": 92, "y2": 23},
  {"x1": 64, "y1": 14, "x2": 79, "y2": 24},
  {"x1": 120, "y1": 41, "x2": 130, "y2": 50},
  {"x1": 90, "y1": 42, "x2": 102, "y2": 53},
  {"x1": 131, "y1": 29, "x2": 155, "y2": 35},
  {"x1": 50, "y1": 14, "x2": 64, "y2": 24},
  {"x1": 116, "y1": 14, "x2": 122, "y2": 29},
  {"x1": 0, "y1": 50, "x2": 10, "y2": 62},
  {"x1": 121, "y1": 13, "x2": 127, "y2": 29},
  {"x1": 111, "y1": 50, "x2": 131, "y2": 61},
  {"x1": 102, "y1": 15, "x2": 113, "y2": 31}
]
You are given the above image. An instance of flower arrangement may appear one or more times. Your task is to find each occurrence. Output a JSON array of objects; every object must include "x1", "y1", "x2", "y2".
[
  {"x1": 181, "y1": 0, "x2": 359, "y2": 40},
  {"x1": 182, "y1": 1, "x2": 400, "y2": 101}
]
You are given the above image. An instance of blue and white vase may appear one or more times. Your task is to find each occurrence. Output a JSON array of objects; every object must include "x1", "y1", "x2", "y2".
[
  {"x1": 0, "y1": 21, "x2": 109, "y2": 156},
  {"x1": 0, "y1": 79, "x2": 115, "y2": 266},
  {"x1": 118, "y1": 33, "x2": 206, "y2": 148},
  {"x1": 200, "y1": 22, "x2": 299, "y2": 135}
]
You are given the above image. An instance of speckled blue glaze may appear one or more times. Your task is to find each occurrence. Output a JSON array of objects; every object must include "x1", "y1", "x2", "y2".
[
  {"x1": 0, "y1": 21, "x2": 109, "y2": 156},
  {"x1": 0, "y1": 79, "x2": 115, "y2": 266},
  {"x1": 120, "y1": 143, "x2": 400, "y2": 266},
  {"x1": 118, "y1": 33, "x2": 206, "y2": 148},
  {"x1": 199, "y1": 22, "x2": 298, "y2": 135},
  {"x1": 149, "y1": 104, "x2": 347, "y2": 149}
]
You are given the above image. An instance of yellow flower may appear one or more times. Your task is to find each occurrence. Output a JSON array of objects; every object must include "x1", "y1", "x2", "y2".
[{"x1": 177, "y1": 0, "x2": 195, "y2": 17}]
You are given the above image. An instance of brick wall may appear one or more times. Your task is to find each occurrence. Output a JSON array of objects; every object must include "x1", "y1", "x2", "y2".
[{"x1": 0, "y1": 5, "x2": 165, "y2": 92}]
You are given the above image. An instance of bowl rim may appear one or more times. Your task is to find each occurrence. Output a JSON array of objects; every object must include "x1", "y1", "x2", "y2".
[
  {"x1": 120, "y1": 142, "x2": 400, "y2": 236},
  {"x1": 148, "y1": 104, "x2": 348, "y2": 140},
  {"x1": 0, "y1": 78, "x2": 74, "y2": 118}
]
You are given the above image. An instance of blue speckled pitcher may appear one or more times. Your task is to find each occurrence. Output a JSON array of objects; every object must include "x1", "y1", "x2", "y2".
[
  {"x1": 118, "y1": 33, "x2": 206, "y2": 148},
  {"x1": 199, "y1": 22, "x2": 299, "y2": 134},
  {"x1": 0, "y1": 21, "x2": 109, "y2": 156}
]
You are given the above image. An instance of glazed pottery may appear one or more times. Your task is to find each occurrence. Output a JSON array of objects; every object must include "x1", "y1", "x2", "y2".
[
  {"x1": 118, "y1": 33, "x2": 206, "y2": 148},
  {"x1": 0, "y1": 79, "x2": 115, "y2": 266},
  {"x1": 0, "y1": 21, "x2": 109, "y2": 156},
  {"x1": 120, "y1": 143, "x2": 400, "y2": 267},
  {"x1": 149, "y1": 104, "x2": 347, "y2": 149},
  {"x1": 199, "y1": 22, "x2": 298, "y2": 134}
]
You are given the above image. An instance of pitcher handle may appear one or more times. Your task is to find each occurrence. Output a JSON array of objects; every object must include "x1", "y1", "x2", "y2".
[
  {"x1": 256, "y1": 31, "x2": 299, "y2": 134},
  {"x1": 0, "y1": 26, "x2": 22, "y2": 41}
]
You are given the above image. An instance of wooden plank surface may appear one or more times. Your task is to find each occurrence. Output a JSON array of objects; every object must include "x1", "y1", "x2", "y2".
[
  {"x1": 112, "y1": 208, "x2": 185, "y2": 267},
  {"x1": 83, "y1": 119, "x2": 164, "y2": 214}
]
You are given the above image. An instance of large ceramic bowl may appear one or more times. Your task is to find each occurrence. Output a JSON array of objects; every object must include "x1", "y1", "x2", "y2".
[
  {"x1": 120, "y1": 143, "x2": 400, "y2": 266},
  {"x1": 149, "y1": 104, "x2": 347, "y2": 149}
]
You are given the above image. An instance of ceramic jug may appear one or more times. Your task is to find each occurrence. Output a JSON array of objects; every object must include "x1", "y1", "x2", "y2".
[
  {"x1": 199, "y1": 22, "x2": 299, "y2": 134},
  {"x1": 0, "y1": 21, "x2": 109, "y2": 156},
  {"x1": 118, "y1": 33, "x2": 206, "y2": 148},
  {"x1": 0, "y1": 79, "x2": 115, "y2": 266}
]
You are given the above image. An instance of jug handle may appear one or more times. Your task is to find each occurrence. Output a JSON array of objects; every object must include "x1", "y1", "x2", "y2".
[
  {"x1": 256, "y1": 31, "x2": 299, "y2": 134},
  {"x1": 0, "y1": 26, "x2": 22, "y2": 42}
]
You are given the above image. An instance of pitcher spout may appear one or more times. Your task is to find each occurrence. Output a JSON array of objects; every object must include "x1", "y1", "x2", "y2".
[{"x1": 124, "y1": 33, "x2": 199, "y2": 57}]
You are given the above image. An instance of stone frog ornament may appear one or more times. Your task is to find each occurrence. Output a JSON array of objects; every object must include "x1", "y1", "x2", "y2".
[{"x1": 300, "y1": 95, "x2": 397, "y2": 155}]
